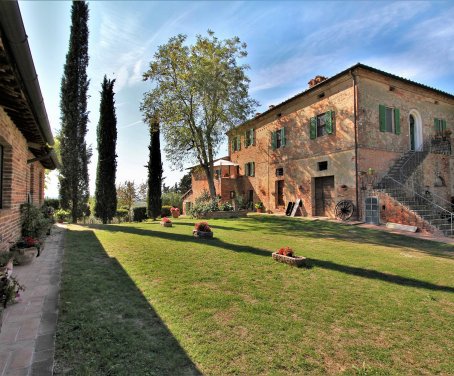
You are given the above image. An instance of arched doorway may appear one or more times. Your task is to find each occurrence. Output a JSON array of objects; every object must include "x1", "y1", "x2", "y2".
[{"x1": 409, "y1": 110, "x2": 423, "y2": 150}]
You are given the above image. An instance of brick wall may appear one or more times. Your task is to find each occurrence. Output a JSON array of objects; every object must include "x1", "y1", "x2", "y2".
[{"x1": 0, "y1": 107, "x2": 46, "y2": 251}]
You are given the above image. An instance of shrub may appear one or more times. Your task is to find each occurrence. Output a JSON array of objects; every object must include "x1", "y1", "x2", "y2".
[
  {"x1": 55, "y1": 209, "x2": 71, "y2": 223},
  {"x1": 188, "y1": 190, "x2": 220, "y2": 218},
  {"x1": 277, "y1": 247, "x2": 294, "y2": 257},
  {"x1": 161, "y1": 206, "x2": 172, "y2": 217},
  {"x1": 195, "y1": 222, "x2": 211, "y2": 232},
  {"x1": 21, "y1": 204, "x2": 49, "y2": 238},
  {"x1": 219, "y1": 201, "x2": 234, "y2": 211},
  {"x1": 44, "y1": 198, "x2": 60, "y2": 210},
  {"x1": 255, "y1": 202, "x2": 264, "y2": 209},
  {"x1": 133, "y1": 207, "x2": 147, "y2": 222},
  {"x1": 115, "y1": 208, "x2": 129, "y2": 222}
]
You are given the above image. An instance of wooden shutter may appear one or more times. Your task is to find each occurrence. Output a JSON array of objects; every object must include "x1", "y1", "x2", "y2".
[
  {"x1": 281, "y1": 127, "x2": 286, "y2": 146},
  {"x1": 244, "y1": 131, "x2": 248, "y2": 147},
  {"x1": 394, "y1": 108, "x2": 401, "y2": 135},
  {"x1": 251, "y1": 162, "x2": 255, "y2": 177},
  {"x1": 442, "y1": 119, "x2": 447, "y2": 131},
  {"x1": 271, "y1": 131, "x2": 276, "y2": 150},
  {"x1": 310, "y1": 117, "x2": 317, "y2": 139},
  {"x1": 231, "y1": 139, "x2": 235, "y2": 152},
  {"x1": 251, "y1": 128, "x2": 255, "y2": 145},
  {"x1": 244, "y1": 163, "x2": 248, "y2": 176},
  {"x1": 237, "y1": 136, "x2": 241, "y2": 151},
  {"x1": 379, "y1": 105, "x2": 386, "y2": 132},
  {"x1": 325, "y1": 111, "x2": 334, "y2": 134},
  {"x1": 434, "y1": 118, "x2": 439, "y2": 132}
]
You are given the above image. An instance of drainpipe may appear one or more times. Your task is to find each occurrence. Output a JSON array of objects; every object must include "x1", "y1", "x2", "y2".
[{"x1": 350, "y1": 69, "x2": 360, "y2": 220}]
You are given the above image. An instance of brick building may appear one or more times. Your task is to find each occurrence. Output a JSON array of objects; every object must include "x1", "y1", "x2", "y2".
[
  {"x1": 0, "y1": 2, "x2": 58, "y2": 251},
  {"x1": 183, "y1": 64, "x2": 454, "y2": 234}
]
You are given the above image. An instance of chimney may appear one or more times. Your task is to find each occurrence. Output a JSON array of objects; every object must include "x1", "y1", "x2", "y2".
[{"x1": 308, "y1": 75, "x2": 328, "y2": 88}]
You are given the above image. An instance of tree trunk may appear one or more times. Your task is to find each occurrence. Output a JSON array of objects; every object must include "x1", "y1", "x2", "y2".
[{"x1": 202, "y1": 165, "x2": 217, "y2": 199}]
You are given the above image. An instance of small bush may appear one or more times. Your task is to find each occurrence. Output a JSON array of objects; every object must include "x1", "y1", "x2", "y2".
[
  {"x1": 55, "y1": 209, "x2": 71, "y2": 223},
  {"x1": 21, "y1": 204, "x2": 50, "y2": 238},
  {"x1": 219, "y1": 202, "x2": 233, "y2": 211},
  {"x1": 188, "y1": 191, "x2": 219, "y2": 218},
  {"x1": 277, "y1": 247, "x2": 294, "y2": 257},
  {"x1": 133, "y1": 207, "x2": 147, "y2": 222},
  {"x1": 44, "y1": 198, "x2": 60, "y2": 210},
  {"x1": 115, "y1": 208, "x2": 129, "y2": 222},
  {"x1": 161, "y1": 206, "x2": 172, "y2": 217},
  {"x1": 195, "y1": 222, "x2": 211, "y2": 232}
]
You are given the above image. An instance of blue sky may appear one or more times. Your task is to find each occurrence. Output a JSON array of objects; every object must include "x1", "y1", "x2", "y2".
[{"x1": 19, "y1": 1, "x2": 454, "y2": 198}]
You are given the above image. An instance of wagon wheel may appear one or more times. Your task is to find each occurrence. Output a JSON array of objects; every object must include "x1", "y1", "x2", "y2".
[{"x1": 335, "y1": 200, "x2": 354, "y2": 221}]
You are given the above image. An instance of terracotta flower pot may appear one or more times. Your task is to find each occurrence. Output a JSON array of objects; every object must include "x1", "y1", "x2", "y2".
[{"x1": 171, "y1": 212, "x2": 180, "y2": 218}]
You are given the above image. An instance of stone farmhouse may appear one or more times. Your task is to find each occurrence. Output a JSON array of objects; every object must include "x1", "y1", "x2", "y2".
[
  {"x1": 0, "y1": 2, "x2": 58, "y2": 251},
  {"x1": 183, "y1": 63, "x2": 454, "y2": 235}
]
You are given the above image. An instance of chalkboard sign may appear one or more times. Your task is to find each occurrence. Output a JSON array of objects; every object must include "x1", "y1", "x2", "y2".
[
  {"x1": 285, "y1": 202, "x2": 294, "y2": 216},
  {"x1": 290, "y1": 199, "x2": 302, "y2": 217}
]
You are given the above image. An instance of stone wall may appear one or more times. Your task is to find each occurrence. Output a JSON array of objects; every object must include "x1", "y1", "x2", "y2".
[{"x1": 0, "y1": 107, "x2": 46, "y2": 251}]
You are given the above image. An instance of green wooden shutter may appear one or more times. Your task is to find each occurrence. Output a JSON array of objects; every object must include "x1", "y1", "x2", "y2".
[
  {"x1": 244, "y1": 163, "x2": 247, "y2": 176},
  {"x1": 252, "y1": 162, "x2": 255, "y2": 177},
  {"x1": 325, "y1": 111, "x2": 334, "y2": 134},
  {"x1": 310, "y1": 117, "x2": 317, "y2": 139},
  {"x1": 379, "y1": 105, "x2": 386, "y2": 132},
  {"x1": 434, "y1": 118, "x2": 439, "y2": 132},
  {"x1": 251, "y1": 128, "x2": 255, "y2": 145},
  {"x1": 231, "y1": 139, "x2": 235, "y2": 152},
  {"x1": 394, "y1": 108, "x2": 401, "y2": 135},
  {"x1": 244, "y1": 131, "x2": 248, "y2": 147},
  {"x1": 442, "y1": 119, "x2": 447, "y2": 131},
  {"x1": 237, "y1": 136, "x2": 241, "y2": 151},
  {"x1": 281, "y1": 127, "x2": 286, "y2": 146},
  {"x1": 271, "y1": 131, "x2": 276, "y2": 150}
]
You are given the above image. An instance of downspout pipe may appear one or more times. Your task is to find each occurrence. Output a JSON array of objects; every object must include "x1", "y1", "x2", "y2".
[
  {"x1": 0, "y1": 1, "x2": 55, "y2": 147},
  {"x1": 350, "y1": 69, "x2": 360, "y2": 220}
]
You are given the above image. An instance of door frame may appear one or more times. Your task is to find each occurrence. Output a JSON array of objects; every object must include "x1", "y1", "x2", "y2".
[{"x1": 408, "y1": 109, "x2": 423, "y2": 150}]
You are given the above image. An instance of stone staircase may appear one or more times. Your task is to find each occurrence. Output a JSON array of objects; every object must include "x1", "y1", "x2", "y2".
[{"x1": 375, "y1": 146, "x2": 454, "y2": 237}]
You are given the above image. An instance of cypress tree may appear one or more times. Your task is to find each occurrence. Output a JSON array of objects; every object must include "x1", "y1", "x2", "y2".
[
  {"x1": 94, "y1": 76, "x2": 117, "y2": 224},
  {"x1": 147, "y1": 118, "x2": 163, "y2": 220},
  {"x1": 59, "y1": 1, "x2": 91, "y2": 223}
]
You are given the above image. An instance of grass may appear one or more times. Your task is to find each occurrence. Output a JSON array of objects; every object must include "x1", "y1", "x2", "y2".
[{"x1": 54, "y1": 216, "x2": 454, "y2": 375}]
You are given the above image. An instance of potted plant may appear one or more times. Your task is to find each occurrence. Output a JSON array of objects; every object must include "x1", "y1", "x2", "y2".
[
  {"x1": 170, "y1": 207, "x2": 180, "y2": 218},
  {"x1": 255, "y1": 202, "x2": 264, "y2": 213},
  {"x1": 272, "y1": 246, "x2": 307, "y2": 267},
  {"x1": 160, "y1": 217, "x2": 172, "y2": 227},
  {"x1": 193, "y1": 222, "x2": 213, "y2": 238}
]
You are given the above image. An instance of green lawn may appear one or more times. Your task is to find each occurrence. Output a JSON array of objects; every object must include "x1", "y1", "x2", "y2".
[{"x1": 54, "y1": 216, "x2": 454, "y2": 375}]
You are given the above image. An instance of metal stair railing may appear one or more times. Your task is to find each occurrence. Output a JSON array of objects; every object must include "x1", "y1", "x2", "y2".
[{"x1": 377, "y1": 175, "x2": 454, "y2": 235}]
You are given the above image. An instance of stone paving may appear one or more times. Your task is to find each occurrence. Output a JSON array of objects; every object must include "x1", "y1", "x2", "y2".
[{"x1": 0, "y1": 225, "x2": 65, "y2": 376}]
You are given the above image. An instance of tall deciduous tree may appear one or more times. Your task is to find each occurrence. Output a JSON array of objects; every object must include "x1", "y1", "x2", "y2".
[
  {"x1": 59, "y1": 1, "x2": 91, "y2": 223},
  {"x1": 141, "y1": 30, "x2": 257, "y2": 199},
  {"x1": 117, "y1": 181, "x2": 136, "y2": 222},
  {"x1": 94, "y1": 76, "x2": 117, "y2": 224},
  {"x1": 146, "y1": 119, "x2": 163, "y2": 220}
]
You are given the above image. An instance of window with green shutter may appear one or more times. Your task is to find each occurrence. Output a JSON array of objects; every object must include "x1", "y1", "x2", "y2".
[
  {"x1": 271, "y1": 131, "x2": 277, "y2": 150},
  {"x1": 245, "y1": 162, "x2": 255, "y2": 177},
  {"x1": 280, "y1": 128, "x2": 286, "y2": 147},
  {"x1": 245, "y1": 128, "x2": 255, "y2": 147},
  {"x1": 310, "y1": 117, "x2": 317, "y2": 139},
  {"x1": 434, "y1": 118, "x2": 447, "y2": 134},
  {"x1": 379, "y1": 105, "x2": 400, "y2": 134},
  {"x1": 310, "y1": 111, "x2": 335, "y2": 139},
  {"x1": 232, "y1": 135, "x2": 241, "y2": 152}
]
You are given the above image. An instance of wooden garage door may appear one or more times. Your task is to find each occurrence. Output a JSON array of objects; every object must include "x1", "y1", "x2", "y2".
[{"x1": 314, "y1": 176, "x2": 335, "y2": 217}]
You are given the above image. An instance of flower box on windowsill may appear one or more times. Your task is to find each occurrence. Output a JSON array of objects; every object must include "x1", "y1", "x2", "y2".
[
  {"x1": 160, "y1": 222, "x2": 172, "y2": 227},
  {"x1": 272, "y1": 252, "x2": 307, "y2": 267},
  {"x1": 192, "y1": 230, "x2": 213, "y2": 238}
]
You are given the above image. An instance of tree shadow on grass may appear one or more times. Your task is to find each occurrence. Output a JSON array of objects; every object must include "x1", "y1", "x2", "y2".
[
  {"x1": 242, "y1": 216, "x2": 454, "y2": 260},
  {"x1": 55, "y1": 227, "x2": 201, "y2": 375},
  {"x1": 86, "y1": 224, "x2": 454, "y2": 294},
  {"x1": 306, "y1": 259, "x2": 454, "y2": 293}
]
